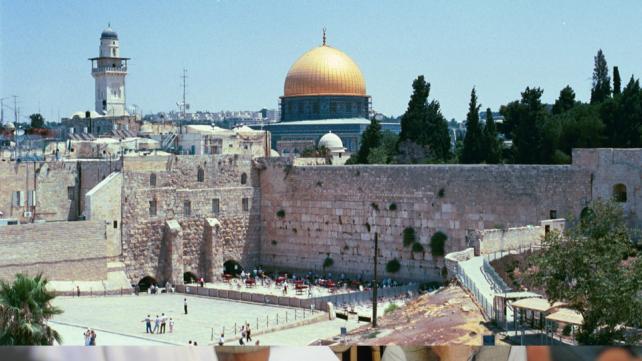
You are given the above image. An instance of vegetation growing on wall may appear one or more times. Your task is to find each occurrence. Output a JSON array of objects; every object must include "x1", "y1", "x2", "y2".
[
  {"x1": 412, "y1": 242, "x2": 425, "y2": 253},
  {"x1": 402, "y1": 227, "x2": 416, "y2": 247},
  {"x1": 388, "y1": 203, "x2": 397, "y2": 211},
  {"x1": 386, "y1": 258, "x2": 401, "y2": 273},
  {"x1": 430, "y1": 231, "x2": 448, "y2": 257},
  {"x1": 322, "y1": 256, "x2": 334, "y2": 270},
  {"x1": 276, "y1": 209, "x2": 286, "y2": 218}
]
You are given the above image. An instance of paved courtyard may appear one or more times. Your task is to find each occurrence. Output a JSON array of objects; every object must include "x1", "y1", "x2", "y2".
[{"x1": 51, "y1": 293, "x2": 326, "y2": 346}]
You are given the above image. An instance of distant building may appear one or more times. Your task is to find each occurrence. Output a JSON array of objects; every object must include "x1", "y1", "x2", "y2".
[{"x1": 177, "y1": 124, "x2": 270, "y2": 158}]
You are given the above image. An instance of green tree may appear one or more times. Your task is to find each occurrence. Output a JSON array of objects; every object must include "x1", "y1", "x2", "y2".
[
  {"x1": 590, "y1": 49, "x2": 611, "y2": 104},
  {"x1": 556, "y1": 104, "x2": 604, "y2": 156},
  {"x1": 29, "y1": 113, "x2": 45, "y2": 129},
  {"x1": 0, "y1": 273, "x2": 62, "y2": 345},
  {"x1": 399, "y1": 75, "x2": 431, "y2": 145},
  {"x1": 482, "y1": 108, "x2": 502, "y2": 164},
  {"x1": 366, "y1": 146, "x2": 388, "y2": 164},
  {"x1": 530, "y1": 201, "x2": 642, "y2": 345},
  {"x1": 552, "y1": 85, "x2": 577, "y2": 115},
  {"x1": 613, "y1": 66, "x2": 621, "y2": 96},
  {"x1": 461, "y1": 87, "x2": 484, "y2": 163},
  {"x1": 510, "y1": 87, "x2": 548, "y2": 164},
  {"x1": 354, "y1": 119, "x2": 382, "y2": 164},
  {"x1": 398, "y1": 75, "x2": 450, "y2": 162},
  {"x1": 424, "y1": 100, "x2": 451, "y2": 162}
]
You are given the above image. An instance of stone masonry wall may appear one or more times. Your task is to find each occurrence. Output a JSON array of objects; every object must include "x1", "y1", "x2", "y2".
[
  {"x1": 0, "y1": 220, "x2": 108, "y2": 281},
  {"x1": 120, "y1": 154, "x2": 261, "y2": 284},
  {"x1": 259, "y1": 160, "x2": 592, "y2": 281}
]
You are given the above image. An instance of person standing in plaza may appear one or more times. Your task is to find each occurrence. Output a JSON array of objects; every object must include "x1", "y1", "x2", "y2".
[
  {"x1": 160, "y1": 313, "x2": 167, "y2": 334},
  {"x1": 169, "y1": 318, "x2": 174, "y2": 333},
  {"x1": 218, "y1": 333, "x2": 225, "y2": 346},
  {"x1": 152, "y1": 315, "x2": 160, "y2": 334},
  {"x1": 89, "y1": 330, "x2": 97, "y2": 346},
  {"x1": 184, "y1": 298, "x2": 188, "y2": 314},
  {"x1": 142, "y1": 314, "x2": 152, "y2": 333},
  {"x1": 245, "y1": 323, "x2": 252, "y2": 343},
  {"x1": 83, "y1": 328, "x2": 91, "y2": 345},
  {"x1": 240, "y1": 325, "x2": 246, "y2": 341}
]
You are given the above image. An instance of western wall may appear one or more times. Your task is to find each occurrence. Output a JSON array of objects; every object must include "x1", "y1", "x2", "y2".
[{"x1": 0, "y1": 148, "x2": 640, "y2": 286}]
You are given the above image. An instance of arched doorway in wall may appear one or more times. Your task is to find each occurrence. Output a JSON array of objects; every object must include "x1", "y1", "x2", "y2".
[
  {"x1": 223, "y1": 260, "x2": 243, "y2": 276},
  {"x1": 183, "y1": 271, "x2": 198, "y2": 284},
  {"x1": 138, "y1": 276, "x2": 157, "y2": 292}
]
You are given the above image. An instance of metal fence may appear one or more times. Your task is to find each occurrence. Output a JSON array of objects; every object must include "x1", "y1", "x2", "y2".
[
  {"x1": 214, "y1": 306, "x2": 320, "y2": 340},
  {"x1": 454, "y1": 263, "x2": 496, "y2": 320}
]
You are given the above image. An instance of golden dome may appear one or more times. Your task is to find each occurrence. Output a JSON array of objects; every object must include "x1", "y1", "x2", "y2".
[{"x1": 284, "y1": 45, "x2": 366, "y2": 97}]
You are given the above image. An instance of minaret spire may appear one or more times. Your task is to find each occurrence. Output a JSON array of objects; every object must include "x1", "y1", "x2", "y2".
[{"x1": 322, "y1": 27, "x2": 327, "y2": 46}]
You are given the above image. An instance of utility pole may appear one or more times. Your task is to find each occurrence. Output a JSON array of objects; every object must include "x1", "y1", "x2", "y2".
[
  {"x1": 372, "y1": 230, "x2": 379, "y2": 327},
  {"x1": 180, "y1": 68, "x2": 188, "y2": 134},
  {"x1": 13, "y1": 95, "x2": 18, "y2": 123}
]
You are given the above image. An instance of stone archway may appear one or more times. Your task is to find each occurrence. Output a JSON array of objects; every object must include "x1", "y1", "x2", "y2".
[
  {"x1": 223, "y1": 260, "x2": 243, "y2": 276},
  {"x1": 138, "y1": 275, "x2": 157, "y2": 292},
  {"x1": 183, "y1": 271, "x2": 198, "y2": 284}
]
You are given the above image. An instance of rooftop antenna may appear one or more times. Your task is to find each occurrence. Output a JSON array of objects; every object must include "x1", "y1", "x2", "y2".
[
  {"x1": 322, "y1": 27, "x2": 327, "y2": 46},
  {"x1": 179, "y1": 68, "x2": 188, "y2": 134}
]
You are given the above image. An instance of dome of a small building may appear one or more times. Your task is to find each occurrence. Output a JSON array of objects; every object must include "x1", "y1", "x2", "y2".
[
  {"x1": 5, "y1": 122, "x2": 16, "y2": 131},
  {"x1": 270, "y1": 149, "x2": 280, "y2": 157},
  {"x1": 318, "y1": 131, "x2": 345, "y2": 152}
]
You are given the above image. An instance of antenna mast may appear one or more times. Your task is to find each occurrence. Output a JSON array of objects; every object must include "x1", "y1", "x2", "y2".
[{"x1": 181, "y1": 68, "x2": 188, "y2": 119}]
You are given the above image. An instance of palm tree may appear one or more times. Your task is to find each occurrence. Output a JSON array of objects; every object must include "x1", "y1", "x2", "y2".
[{"x1": 0, "y1": 273, "x2": 62, "y2": 345}]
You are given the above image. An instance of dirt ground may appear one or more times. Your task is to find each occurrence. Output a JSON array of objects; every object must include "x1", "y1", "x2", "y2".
[{"x1": 344, "y1": 284, "x2": 494, "y2": 345}]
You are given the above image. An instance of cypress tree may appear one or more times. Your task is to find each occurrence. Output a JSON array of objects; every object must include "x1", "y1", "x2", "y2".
[
  {"x1": 512, "y1": 87, "x2": 547, "y2": 164},
  {"x1": 461, "y1": 87, "x2": 483, "y2": 163},
  {"x1": 590, "y1": 49, "x2": 611, "y2": 104},
  {"x1": 424, "y1": 100, "x2": 451, "y2": 162},
  {"x1": 613, "y1": 66, "x2": 622, "y2": 96},
  {"x1": 399, "y1": 75, "x2": 430, "y2": 145},
  {"x1": 552, "y1": 85, "x2": 577, "y2": 115},
  {"x1": 354, "y1": 119, "x2": 382, "y2": 164},
  {"x1": 482, "y1": 108, "x2": 502, "y2": 164}
]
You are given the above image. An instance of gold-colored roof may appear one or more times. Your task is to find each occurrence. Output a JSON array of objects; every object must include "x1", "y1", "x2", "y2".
[{"x1": 284, "y1": 45, "x2": 366, "y2": 97}]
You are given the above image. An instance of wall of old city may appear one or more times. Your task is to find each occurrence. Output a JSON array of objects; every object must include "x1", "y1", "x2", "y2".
[
  {"x1": 572, "y1": 148, "x2": 642, "y2": 227},
  {"x1": 120, "y1": 154, "x2": 261, "y2": 284},
  {"x1": 0, "y1": 220, "x2": 108, "y2": 281},
  {"x1": 258, "y1": 160, "x2": 592, "y2": 281}
]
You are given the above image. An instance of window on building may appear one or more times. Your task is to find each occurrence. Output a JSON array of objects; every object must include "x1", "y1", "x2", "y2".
[
  {"x1": 150, "y1": 173, "x2": 157, "y2": 187},
  {"x1": 241, "y1": 173, "x2": 247, "y2": 185},
  {"x1": 113, "y1": 220, "x2": 118, "y2": 229},
  {"x1": 212, "y1": 198, "x2": 220, "y2": 214},
  {"x1": 613, "y1": 183, "x2": 627, "y2": 202},
  {"x1": 67, "y1": 187, "x2": 75, "y2": 201},
  {"x1": 197, "y1": 167, "x2": 205, "y2": 182},
  {"x1": 149, "y1": 200, "x2": 157, "y2": 216},
  {"x1": 549, "y1": 210, "x2": 557, "y2": 219},
  {"x1": 242, "y1": 198, "x2": 249, "y2": 212},
  {"x1": 184, "y1": 200, "x2": 191, "y2": 217}
]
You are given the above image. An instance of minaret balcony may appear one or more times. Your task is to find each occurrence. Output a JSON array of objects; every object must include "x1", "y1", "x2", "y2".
[{"x1": 92, "y1": 66, "x2": 127, "y2": 74}]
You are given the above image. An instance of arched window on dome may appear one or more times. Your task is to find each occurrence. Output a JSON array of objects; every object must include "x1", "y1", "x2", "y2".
[{"x1": 613, "y1": 183, "x2": 627, "y2": 203}]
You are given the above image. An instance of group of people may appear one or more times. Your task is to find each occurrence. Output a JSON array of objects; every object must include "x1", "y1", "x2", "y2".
[
  {"x1": 82, "y1": 328, "x2": 97, "y2": 346},
  {"x1": 142, "y1": 313, "x2": 175, "y2": 334},
  {"x1": 237, "y1": 323, "x2": 253, "y2": 345}
]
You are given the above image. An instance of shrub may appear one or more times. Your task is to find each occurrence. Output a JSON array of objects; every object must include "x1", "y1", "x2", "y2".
[
  {"x1": 322, "y1": 257, "x2": 334, "y2": 269},
  {"x1": 402, "y1": 227, "x2": 416, "y2": 247},
  {"x1": 386, "y1": 258, "x2": 401, "y2": 273},
  {"x1": 384, "y1": 303, "x2": 400, "y2": 315},
  {"x1": 437, "y1": 188, "x2": 445, "y2": 198},
  {"x1": 371, "y1": 202, "x2": 379, "y2": 211},
  {"x1": 430, "y1": 231, "x2": 448, "y2": 257},
  {"x1": 365, "y1": 222, "x2": 371, "y2": 232},
  {"x1": 276, "y1": 209, "x2": 286, "y2": 218},
  {"x1": 271, "y1": 240, "x2": 278, "y2": 246},
  {"x1": 411, "y1": 242, "x2": 424, "y2": 253},
  {"x1": 388, "y1": 203, "x2": 397, "y2": 211}
]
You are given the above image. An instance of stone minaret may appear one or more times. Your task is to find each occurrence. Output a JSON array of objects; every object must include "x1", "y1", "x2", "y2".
[{"x1": 89, "y1": 24, "x2": 129, "y2": 116}]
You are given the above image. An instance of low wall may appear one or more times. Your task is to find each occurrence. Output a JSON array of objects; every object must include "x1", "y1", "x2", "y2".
[
  {"x1": 475, "y1": 226, "x2": 544, "y2": 255},
  {"x1": 0, "y1": 220, "x2": 109, "y2": 281},
  {"x1": 444, "y1": 248, "x2": 475, "y2": 280}
]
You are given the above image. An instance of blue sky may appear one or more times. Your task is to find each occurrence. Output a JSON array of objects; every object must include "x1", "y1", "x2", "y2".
[{"x1": 1, "y1": 0, "x2": 641, "y2": 122}]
